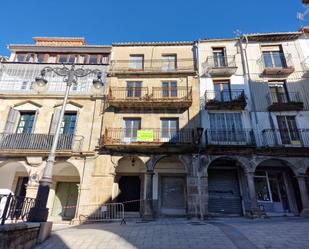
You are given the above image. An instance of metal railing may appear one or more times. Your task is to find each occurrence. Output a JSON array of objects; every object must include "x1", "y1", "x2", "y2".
[
  {"x1": 103, "y1": 128, "x2": 193, "y2": 145},
  {"x1": 204, "y1": 55, "x2": 236, "y2": 68},
  {"x1": 267, "y1": 91, "x2": 303, "y2": 105},
  {"x1": 0, "y1": 194, "x2": 36, "y2": 225},
  {"x1": 205, "y1": 129, "x2": 255, "y2": 146},
  {"x1": 78, "y1": 203, "x2": 125, "y2": 224},
  {"x1": 258, "y1": 53, "x2": 294, "y2": 71},
  {"x1": 261, "y1": 129, "x2": 309, "y2": 147},
  {"x1": 108, "y1": 86, "x2": 192, "y2": 102},
  {"x1": 0, "y1": 133, "x2": 84, "y2": 151},
  {"x1": 205, "y1": 90, "x2": 246, "y2": 103},
  {"x1": 0, "y1": 62, "x2": 107, "y2": 94},
  {"x1": 110, "y1": 58, "x2": 195, "y2": 73}
]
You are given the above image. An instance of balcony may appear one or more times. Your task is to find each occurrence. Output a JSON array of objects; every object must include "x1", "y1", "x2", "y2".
[
  {"x1": 261, "y1": 129, "x2": 309, "y2": 148},
  {"x1": 267, "y1": 92, "x2": 303, "y2": 111},
  {"x1": 101, "y1": 128, "x2": 193, "y2": 153},
  {"x1": 205, "y1": 129, "x2": 255, "y2": 146},
  {"x1": 205, "y1": 90, "x2": 246, "y2": 110},
  {"x1": 109, "y1": 58, "x2": 196, "y2": 76},
  {"x1": 203, "y1": 56, "x2": 237, "y2": 77},
  {"x1": 0, "y1": 133, "x2": 84, "y2": 155},
  {"x1": 0, "y1": 62, "x2": 107, "y2": 94},
  {"x1": 107, "y1": 86, "x2": 192, "y2": 109},
  {"x1": 258, "y1": 53, "x2": 294, "y2": 76}
]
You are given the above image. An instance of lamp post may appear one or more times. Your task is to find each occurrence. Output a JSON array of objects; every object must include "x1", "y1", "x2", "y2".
[{"x1": 28, "y1": 64, "x2": 104, "y2": 222}]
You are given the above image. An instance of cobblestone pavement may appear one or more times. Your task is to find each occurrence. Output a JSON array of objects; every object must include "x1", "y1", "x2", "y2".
[{"x1": 35, "y1": 217, "x2": 309, "y2": 249}]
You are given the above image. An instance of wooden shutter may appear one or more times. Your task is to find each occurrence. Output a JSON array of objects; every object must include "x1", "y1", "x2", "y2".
[
  {"x1": 3, "y1": 108, "x2": 20, "y2": 133},
  {"x1": 49, "y1": 108, "x2": 61, "y2": 134}
]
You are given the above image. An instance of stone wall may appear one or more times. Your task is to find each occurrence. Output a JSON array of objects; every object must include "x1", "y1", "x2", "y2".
[{"x1": 0, "y1": 223, "x2": 40, "y2": 249}]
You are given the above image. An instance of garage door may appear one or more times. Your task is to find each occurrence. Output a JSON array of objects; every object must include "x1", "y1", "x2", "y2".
[
  {"x1": 161, "y1": 176, "x2": 186, "y2": 215},
  {"x1": 208, "y1": 169, "x2": 242, "y2": 215}
]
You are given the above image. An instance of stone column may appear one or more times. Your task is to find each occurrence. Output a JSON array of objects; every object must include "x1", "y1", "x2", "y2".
[
  {"x1": 245, "y1": 171, "x2": 260, "y2": 217},
  {"x1": 143, "y1": 170, "x2": 154, "y2": 220},
  {"x1": 296, "y1": 175, "x2": 309, "y2": 217}
]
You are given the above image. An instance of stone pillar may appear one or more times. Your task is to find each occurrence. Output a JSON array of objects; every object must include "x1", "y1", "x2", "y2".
[
  {"x1": 296, "y1": 175, "x2": 309, "y2": 217},
  {"x1": 143, "y1": 170, "x2": 154, "y2": 220},
  {"x1": 245, "y1": 171, "x2": 261, "y2": 217}
]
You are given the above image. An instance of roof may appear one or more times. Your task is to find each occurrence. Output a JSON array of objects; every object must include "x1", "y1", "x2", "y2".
[
  {"x1": 244, "y1": 32, "x2": 302, "y2": 41},
  {"x1": 112, "y1": 41, "x2": 193, "y2": 46}
]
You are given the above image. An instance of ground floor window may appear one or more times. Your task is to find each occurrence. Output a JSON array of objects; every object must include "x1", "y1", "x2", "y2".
[{"x1": 254, "y1": 170, "x2": 290, "y2": 213}]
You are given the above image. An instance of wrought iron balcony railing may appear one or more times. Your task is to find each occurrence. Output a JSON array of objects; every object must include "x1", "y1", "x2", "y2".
[
  {"x1": 267, "y1": 91, "x2": 303, "y2": 111},
  {"x1": 102, "y1": 128, "x2": 193, "y2": 146},
  {"x1": 261, "y1": 129, "x2": 309, "y2": 147},
  {"x1": 205, "y1": 129, "x2": 255, "y2": 146},
  {"x1": 205, "y1": 55, "x2": 236, "y2": 68},
  {"x1": 205, "y1": 90, "x2": 246, "y2": 110},
  {"x1": 0, "y1": 62, "x2": 107, "y2": 94},
  {"x1": 109, "y1": 58, "x2": 195, "y2": 74},
  {"x1": 258, "y1": 53, "x2": 294, "y2": 75},
  {"x1": 0, "y1": 133, "x2": 84, "y2": 151},
  {"x1": 107, "y1": 86, "x2": 192, "y2": 109}
]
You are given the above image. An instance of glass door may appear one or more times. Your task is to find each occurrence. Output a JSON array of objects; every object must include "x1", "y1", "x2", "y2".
[
  {"x1": 124, "y1": 118, "x2": 141, "y2": 143},
  {"x1": 277, "y1": 116, "x2": 300, "y2": 145},
  {"x1": 160, "y1": 118, "x2": 179, "y2": 143}
]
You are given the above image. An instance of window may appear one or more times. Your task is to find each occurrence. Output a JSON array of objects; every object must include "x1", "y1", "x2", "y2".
[
  {"x1": 124, "y1": 118, "x2": 141, "y2": 142},
  {"x1": 254, "y1": 174, "x2": 271, "y2": 202},
  {"x1": 58, "y1": 54, "x2": 67, "y2": 64},
  {"x1": 89, "y1": 55, "x2": 98, "y2": 64},
  {"x1": 37, "y1": 54, "x2": 45, "y2": 63},
  {"x1": 213, "y1": 80, "x2": 231, "y2": 102},
  {"x1": 79, "y1": 55, "x2": 86, "y2": 64},
  {"x1": 25, "y1": 54, "x2": 36, "y2": 63},
  {"x1": 129, "y1": 55, "x2": 144, "y2": 70},
  {"x1": 68, "y1": 55, "x2": 77, "y2": 64},
  {"x1": 60, "y1": 113, "x2": 77, "y2": 135},
  {"x1": 276, "y1": 116, "x2": 300, "y2": 145},
  {"x1": 99, "y1": 54, "x2": 109, "y2": 64},
  {"x1": 162, "y1": 54, "x2": 177, "y2": 71},
  {"x1": 16, "y1": 53, "x2": 27, "y2": 62},
  {"x1": 127, "y1": 81, "x2": 142, "y2": 98},
  {"x1": 16, "y1": 112, "x2": 35, "y2": 134},
  {"x1": 160, "y1": 118, "x2": 179, "y2": 143},
  {"x1": 162, "y1": 81, "x2": 177, "y2": 97},
  {"x1": 262, "y1": 46, "x2": 286, "y2": 68},
  {"x1": 209, "y1": 113, "x2": 244, "y2": 143},
  {"x1": 268, "y1": 81, "x2": 288, "y2": 103},
  {"x1": 212, "y1": 48, "x2": 226, "y2": 67}
]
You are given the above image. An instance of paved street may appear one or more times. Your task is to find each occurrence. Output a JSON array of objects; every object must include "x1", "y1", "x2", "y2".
[{"x1": 35, "y1": 217, "x2": 309, "y2": 249}]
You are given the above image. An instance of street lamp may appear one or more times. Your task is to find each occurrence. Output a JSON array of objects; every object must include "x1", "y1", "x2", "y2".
[{"x1": 28, "y1": 64, "x2": 104, "y2": 222}]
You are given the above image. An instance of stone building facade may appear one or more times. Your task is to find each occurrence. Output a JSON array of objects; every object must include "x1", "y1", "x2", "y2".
[
  {"x1": 0, "y1": 37, "x2": 111, "y2": 222},
  {"x1": 1, "y1": 30, "x2": 309, "y2": 222}
]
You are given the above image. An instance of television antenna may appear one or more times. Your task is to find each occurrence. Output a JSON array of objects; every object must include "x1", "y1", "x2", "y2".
[{"x1": 297, "y1": 1, "x2": 309, "y2": 21}]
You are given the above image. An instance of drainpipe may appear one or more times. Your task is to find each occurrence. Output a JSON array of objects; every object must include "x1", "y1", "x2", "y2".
[{"x1": 239, "y1": 35, "x2": 260, "y2": 144}]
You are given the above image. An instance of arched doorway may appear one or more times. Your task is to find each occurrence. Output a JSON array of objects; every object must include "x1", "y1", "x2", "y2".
[
  {"x1": 154, "y1": 156, "x2": 187, "y2": 216},
  {"x1": 115, "y1": 157, "x2": 145, "y2": 214},
  {"x1": 50, "y1": 162, "x2": 80, "y2": 221},
  {"x1": 254, "y1": 159, "x2": 302, "y2": 215},
  {"x1": 207, "y1": 158, "x2": 245, "y2": 216},
  {"x1": 0, "y1": 162, "x2": 29, "y2": 196}
]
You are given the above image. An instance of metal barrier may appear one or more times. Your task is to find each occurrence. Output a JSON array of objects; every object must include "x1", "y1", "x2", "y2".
[
  {"x1": 78, "y1": 203, "x2": 126, "y2": 224},
  {"x1": 0, "y1": 194, "x2": 36, "y2": 225}
]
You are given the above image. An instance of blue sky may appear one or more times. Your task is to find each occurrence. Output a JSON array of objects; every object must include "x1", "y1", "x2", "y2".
[{"x1": 0, "y1": 0, "x2": 307, "y2": 56}]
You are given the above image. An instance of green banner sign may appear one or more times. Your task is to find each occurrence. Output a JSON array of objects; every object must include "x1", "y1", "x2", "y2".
[{"x1": 137, "y1": 130, "x2": 154, "y2": 142}]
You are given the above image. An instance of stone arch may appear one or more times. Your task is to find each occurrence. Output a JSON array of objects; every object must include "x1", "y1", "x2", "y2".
[
  {"x1": 152, "y1": 155, "x2": 189, "y2": 173},
  {"x1": 253, "y1": 157, "x2": 298, "y2": 176},
  {"x1": 253, "y1": 157, "x2": 303, "y2": 214},
  {"x1": 116, "y1": 156, "x2": 146, "y2": 174},
  {"x1": 0, "y1": 161, "x2": 29, "y2": 194},
  {"x1": 49, "y1": 161, "x2": 81, "y2": 221},
  {"x1": 202, "y1": 155, "x2": 250, "y2": 177}
]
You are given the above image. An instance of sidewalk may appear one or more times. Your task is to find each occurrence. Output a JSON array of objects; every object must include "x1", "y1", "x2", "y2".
[{"x1": 35, "y1": 217, "x2": 309, "y2": 249}]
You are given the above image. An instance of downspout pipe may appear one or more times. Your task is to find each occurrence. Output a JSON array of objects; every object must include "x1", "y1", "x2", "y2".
[{"x1": 239, "y1": 35, "x2": 260, "y2": 144}]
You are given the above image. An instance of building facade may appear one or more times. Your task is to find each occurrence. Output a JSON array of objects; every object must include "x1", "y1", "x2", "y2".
[
  {"x1": 1, "y1": 30, "x2": 309, "y2": 222},
  {"x1": 0, "y1": 37, "x2": 111, "y2": 221}
]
